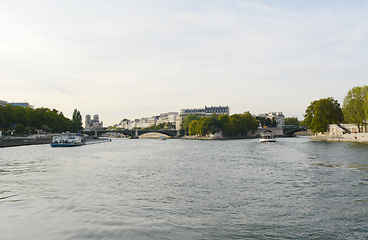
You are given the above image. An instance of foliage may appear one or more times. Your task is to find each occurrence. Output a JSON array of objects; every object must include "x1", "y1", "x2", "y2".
[
  {"x1": 256, "y1": 116, "x2": 277, "y2": 128},
  {"x1": 342, "y1": 85, "x2": 368, "y2": 132},
  {"x1": 284, "y1": 117, "x2": 299, "y2": 127},
  {"x1": 15, "y1": 123, "x2": 25, "y2": 134},
  {"x1": 0, "y1": 104, "x2": 71, "y2": 134},
  {"x1": 184, "y1": 112, "x2": 258, "y2": 137},
  {"x1": 180, "y1": 114, "x2": 200, "y2": 135},
  {"x1": 188, "y1": 120, "x2": 199, "y2": 136},
  {"x1": 303, "y1": 97, "x2": 343, "y2": 133},
  {"x1": 70, "y1": 109, "x2": 83, "y2": 133},
  {"x1": 142, "y1": 122, "x2": 175, "y2": 131},
  {"x1": 256, "y1": 117, "x2": 265, "y2": 127},
  {"x1": 366, "y1": 91, "x2": 368, "y2": 121}
]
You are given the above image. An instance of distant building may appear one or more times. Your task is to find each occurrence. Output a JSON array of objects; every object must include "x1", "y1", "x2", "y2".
[
  {"x1": 85, "y1": 114, "x2": 103, "y2": 130},
  {"x1": 179, "y1": 105, "x2": 229, "y2": 117},
  {"x1": 9, "y1": 101, "x2": 34, "y2": 109},
  {"x1": 176, "y1": 105, "x2": 229, "y2": 130},
  {"x1": 256, "y1": 112, "x2": 285, "y2": 128},
  {"x1": 156, "y1": 112, "x2": 178, "y2": 126},
  {"x1": 118, "y1": 112, "x2": 179, "y2": 130},
  {"x1": 85, "y1": 115, "x2": 91, "y2": 128},
  {"x1": 0, "y1": 100, "x2": 7, "y2": 105}
]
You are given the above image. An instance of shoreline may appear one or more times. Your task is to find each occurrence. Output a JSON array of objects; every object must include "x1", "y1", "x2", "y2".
[
  {"x1": 310, "y1": 133, "x2": 368, "y2": 143},
  {"x1": 0, "y1": 136, "x2": 112, "y2": 148},
  {"x1": 0, "y1": 137, "x2": 52, "y2": 148}
]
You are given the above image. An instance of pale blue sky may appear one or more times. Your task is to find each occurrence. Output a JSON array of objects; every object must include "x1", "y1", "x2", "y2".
[{"x1": 1, "y1": 0, "x2": 367, "y2": 125}]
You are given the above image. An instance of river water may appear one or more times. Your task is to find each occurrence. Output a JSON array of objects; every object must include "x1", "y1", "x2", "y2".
[{"x1": 0, "y1": 137, "x2": 367, "y2": 239}]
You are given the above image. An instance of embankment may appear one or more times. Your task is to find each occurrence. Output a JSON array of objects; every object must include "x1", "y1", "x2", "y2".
[
  {"x1": 0, "y1": 137, "x2": 52, "y2": 148},
  {"x1": 310, "y1": 133, "x2": 368, "y2": 143}
]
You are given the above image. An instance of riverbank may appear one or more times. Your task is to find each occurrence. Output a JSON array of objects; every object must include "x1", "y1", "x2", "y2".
[
  {"x1": 0, "y1": 135, "x2": 112, "y2": 148},
  {"x1": 0, "y1": 136, "x2": 52, "y2": 148},
  {"x1": 139, "y1": 132, "x2": 173, "y2": 139},
  {"x1": 310, "y1": 133, "x2": 368, "y2": 143},
  {"x1": 181, "y1": 135, "x2": 256, "y2": 140}
]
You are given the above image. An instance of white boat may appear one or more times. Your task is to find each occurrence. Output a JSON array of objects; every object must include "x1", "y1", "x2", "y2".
[
  {"x1": 51, "y1": 132, "x2": 86, "y2": 147},
  {"x1": 158, "y1": 135, "x2": 167, "y2": 140},
  {"x1": 260, "y1": 130, "x2": 276, "y2": 142}
]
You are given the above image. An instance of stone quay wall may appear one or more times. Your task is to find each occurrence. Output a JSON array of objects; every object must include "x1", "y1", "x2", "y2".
[{"x1": 0, "y1": 137, "x2": 52, "y2": 148}]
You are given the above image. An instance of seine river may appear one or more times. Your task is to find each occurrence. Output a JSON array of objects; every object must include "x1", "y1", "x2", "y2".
[{"x1": 0, "y1": 137, "x2": 367, "y2": 239}]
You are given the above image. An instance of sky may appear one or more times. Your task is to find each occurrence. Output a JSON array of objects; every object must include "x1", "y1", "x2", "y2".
[{"x1": 1, "y1": 0, "x2": 368, "y2": 126}]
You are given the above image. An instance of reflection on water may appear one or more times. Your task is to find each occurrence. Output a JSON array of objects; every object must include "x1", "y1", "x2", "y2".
[{"x1": 0, "y1": 137, "x2": 367, "y2": 239}]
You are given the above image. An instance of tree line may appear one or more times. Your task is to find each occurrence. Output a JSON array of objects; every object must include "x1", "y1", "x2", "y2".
[
  {"x1": 303, "y1": 85, "x2": 368, "y2": 133},
  {"x1": 180, "y1": 112, "x2": 259, "y2": 137},
  {"x1": 0, "y1": 105, "x2": 83, "y2": 135}
]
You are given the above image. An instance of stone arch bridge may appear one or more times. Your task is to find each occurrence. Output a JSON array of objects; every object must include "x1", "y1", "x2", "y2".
[{"x1": 83, "y1": 129, "x2": 178, "y2": 138}]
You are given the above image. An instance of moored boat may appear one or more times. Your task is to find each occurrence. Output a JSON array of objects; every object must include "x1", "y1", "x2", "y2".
[
  {"x1": 260, "y1": 130, "x2": 276, "y2": 142},
  {"x1": 51, "y1": 132, "x2": 86, "y2": 147}
]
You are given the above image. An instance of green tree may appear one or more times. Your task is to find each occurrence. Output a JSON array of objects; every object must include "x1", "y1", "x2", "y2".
[
  {"x1": 188, "y1": 120, "x2": 199, "y2": 136},
  {"x1": 15, "y1": 123, "x2": 25, "y2": 134},
  {"x1": 198, "y1": 117, "x2": 211, "y2": 136},
  {"x1": 209, "y1": 114, "x2": 222, "y2": 134},
  {"x1": 242, "y1": 111, "x2": 259, "y2": 134},
  {"x1": 285, "y1": 117, "x2": 299, "y2": 127},
  {"x1": 180, "y1": 114, "x2": 200, "y2": 135},
  {"x1": 218, "y1": 114, "x2": 231, "y2": 136},
  {"x1": 264, "y1": 118, "x2": 271, "y2": 127},
  {"x1": 0, "y1": 104, "x2": 71, "y2": 133},
  {"x1": 365, "y1": 91, "x2": 368, "y2": 122},
  {"x1": 304, "y1": 97, "x2": 343, "y2": 133},
  {"x1": 70, "y1": 109, "x2": 83, "y2": 132},
  {"x1": 166, "y1": 122, "x2": 175, "y2": 130},
  {"x1": 256, "y1": 116, "x2": 266, "y2": 127},
  {"x1": 157, "y1": 122, "x2": 166, "y2": 130},
  {"x1": 342, "y1": 86, "x2": 368, "y2": 132}
]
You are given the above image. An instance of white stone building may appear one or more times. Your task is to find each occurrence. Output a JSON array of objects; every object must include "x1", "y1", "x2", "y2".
[{"x1": 257, "y1": 112, "x2": 285, "y2": 128}]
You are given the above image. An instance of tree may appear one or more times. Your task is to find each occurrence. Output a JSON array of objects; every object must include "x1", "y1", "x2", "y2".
[
  {"x1": 256, "y1": 116, "x2": 266, "y2": 127},
  {"x1": 209, "y1": 114, "x2": 222, "y2": 134},
  {"x1": 218, "y1": 114, "x2": 231, "y2": 136},
  {"x1": 198, "y1": 117, "x2": 211, "y2": 136},
  {"x1": 366, "y1": 91, "x2": 368, "y2": 122},
  {"x1": 265, "y1": 118, "x2": 271, "y2": 127},
  {"x1": 342, "y1": 86, "x2": 368, "y2": 132},
  {"x1": 180, "y1": 114, "x2": 200, "y2": 135},
  {"x1": 242, "y1": 111, "x2": 259, "y2": 134},
  {"x1": 15, "y1": 123, "x2": 25, "y2": 134},
  {"x1": 70, "y1": 109, "x2": 83, "y2": 132},
  {"x1": 188, "y1": 120, "x2": 199, "y2": 136},
  {"x1": 285, "y1": 117, "x2": 299, "y2": 127},
  {"x1": 304, "y1": 97, "x2": 343, "y2": 133}
]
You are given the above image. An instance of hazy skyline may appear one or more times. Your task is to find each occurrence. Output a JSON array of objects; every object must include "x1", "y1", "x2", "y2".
[{"x1": 1, "y1": 0, "x2": 368, "y2": 126}]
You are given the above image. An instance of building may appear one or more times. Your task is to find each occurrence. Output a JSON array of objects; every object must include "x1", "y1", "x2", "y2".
[
  {"x1": 118, "y1": 112, "x2": 179, "y2": 130},
  {"x1": 179, "y1": 105, "x2": 229, "y2": 117},
  {"x1": 156, "y1": 112, "x2": 178, "y2": 126},
  {"x1": 85, "y1": 114, "x2": 103, "y2": 130},
  {"x1": 256, "y1": 112, "x2": 285, "y2": 128},
  {"x1": 0, "y1": 100, "x2": 34, "y2": 109},
  {"x1": 176, "y1": 105, "x2": 230, "y2": 130},
  {"x1": 1, "y1": 100, "x2": 34, "y2": 109},
  {"x1": 204, "y1": 106, "x2": 230, "y2": 117}
]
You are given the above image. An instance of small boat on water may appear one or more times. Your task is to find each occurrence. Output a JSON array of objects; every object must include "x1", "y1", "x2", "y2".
[
  {"x1": 51, "y1": 132, "x2": 86, "y2": 147},
  {"x1": 260, "y1": 130, "x2": 276, "y2": 142},
  {"x1": 158, "y1": 135, "x2": 167, "y2": 140}
]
